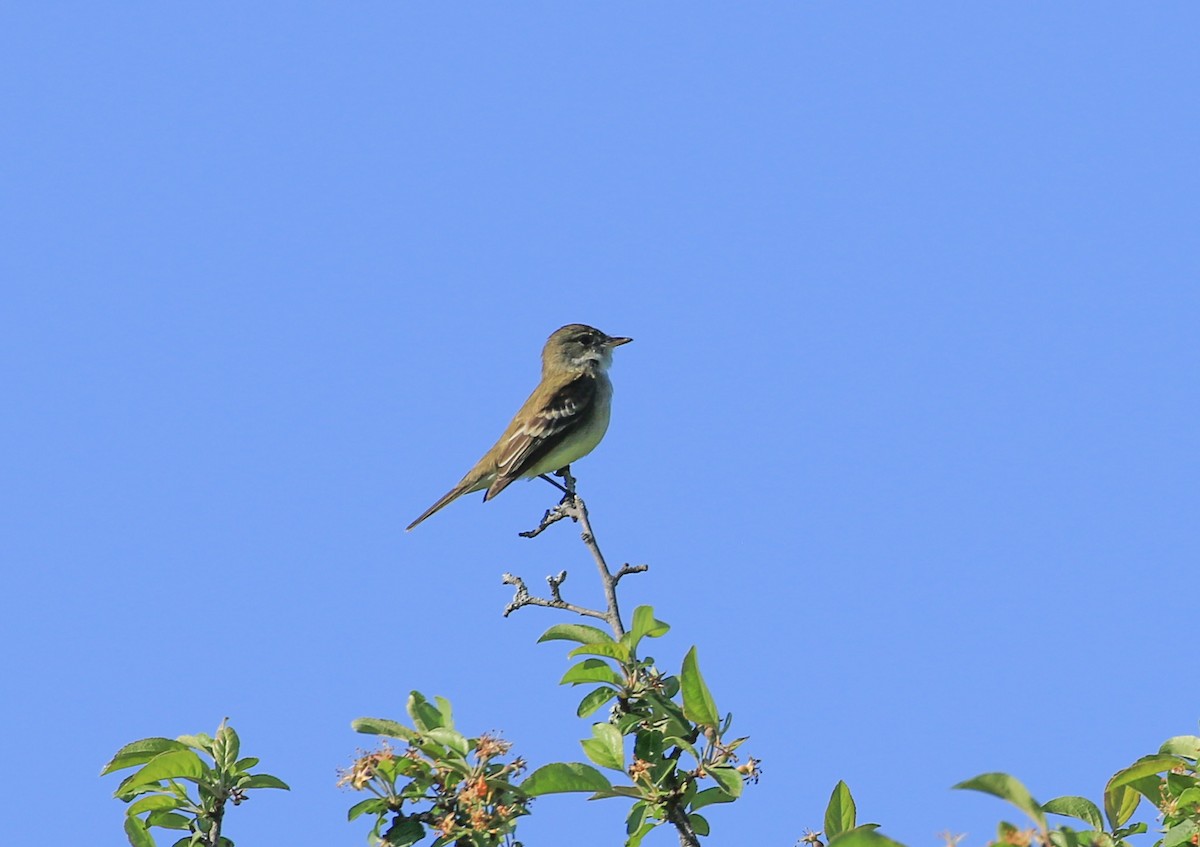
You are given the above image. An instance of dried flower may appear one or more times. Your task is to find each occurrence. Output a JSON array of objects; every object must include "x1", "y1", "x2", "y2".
[{"x1": 336, "y1": 743, "x2": 395, "y2": 791}]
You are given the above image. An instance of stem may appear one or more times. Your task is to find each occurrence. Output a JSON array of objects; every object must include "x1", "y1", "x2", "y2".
[
  {"x1": 572, "y1": 490, "x2": 625, "y2": 638},
  {"x1": 667, "y1": 803, "x2": 701, "y2": 847},
  {"x1": 505, "y1": 471, "x2": 702, "y2": 843},
  {"x1": 208, "y1": 801, "x2": 224, "y2": 847}
]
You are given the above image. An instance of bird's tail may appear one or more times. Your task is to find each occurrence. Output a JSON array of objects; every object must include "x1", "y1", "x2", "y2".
[
  {"x1": 408, "y1": 463, "x2": 501, "y2": 531},
  {"x1": 406, "y1": 481, "x2": 471, "y2": 531}
]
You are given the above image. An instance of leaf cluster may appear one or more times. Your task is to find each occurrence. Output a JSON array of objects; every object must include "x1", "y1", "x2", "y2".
[
  {"x1": 522, "y1": 605, "x2": 757, "y2": 846},
  {"x1": 349, "y1": 692, "x2": 531, "y2": 847},
  {"x1": 952, "y1": 732, "x2": 1200, "y2": 847},
  {"x1": 101, "y1": 720, "x2": 289, "y2": 847}
]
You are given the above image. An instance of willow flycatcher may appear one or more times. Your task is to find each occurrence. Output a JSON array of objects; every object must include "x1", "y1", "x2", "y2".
[{"x1": 406, "y1": 324, "x2": 632, "y2": 530}]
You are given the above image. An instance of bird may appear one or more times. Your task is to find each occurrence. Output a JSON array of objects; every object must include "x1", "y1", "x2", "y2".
[{"x1": 406, "y1": 324, "x2": 632, "y2": 530}]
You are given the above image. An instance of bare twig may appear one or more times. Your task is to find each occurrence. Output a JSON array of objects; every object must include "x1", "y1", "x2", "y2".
[
  {"x1": 614, "y1": 563, "x2": 649, "y2": 583},
  {"x1": 503, "y1": 466, "x2": 647, "y2": 638},
  {"x1": 501, "y1": 573, "x2": 609, "y2": 623},
  {"x1": 547, "y1": 570, "x2": 568, "y2": 603},
  {"x1": 517, "y1": 499, "x2": 573, "y2": 539}
]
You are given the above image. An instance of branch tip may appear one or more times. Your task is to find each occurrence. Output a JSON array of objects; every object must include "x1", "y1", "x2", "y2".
[{"x1": 503, "y1": 468, "x2": 637, "y2": 636}]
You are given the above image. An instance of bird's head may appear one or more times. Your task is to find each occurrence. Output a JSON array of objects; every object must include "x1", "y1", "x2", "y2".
[{"x1": 542, "y1": 324, "x2": 632, "y2": 375}]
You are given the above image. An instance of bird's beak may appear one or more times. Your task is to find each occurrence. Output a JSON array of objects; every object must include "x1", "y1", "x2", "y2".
[{"x1": 606, "y1": 336, "x2": 633, "y2": 347}]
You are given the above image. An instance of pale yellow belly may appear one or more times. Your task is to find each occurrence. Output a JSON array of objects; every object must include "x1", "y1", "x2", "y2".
[{"x1": 524, "y1": 378, "x2": 613, "y2": 478}]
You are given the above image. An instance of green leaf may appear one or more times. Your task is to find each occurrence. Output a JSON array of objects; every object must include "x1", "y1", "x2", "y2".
[
  {"x1": 589, "y1": 785, "x2": 644, "y2": 800},
  {"x1": 642, "y1": 702, "x2": 690, "y2": 739},
  {"x1": 1126, "y1": 774, "x2": 1166, "y2": 805},
  {"x1": 433, "y1": 696, "x2": 454, "y2": 728},
  {"x1": 1167, "y1": 771, "x2": 1199, "y2": 796},
  {"x1": 633, "y1": 731, "x2": 665, "y2": 762},
  {"x1": 347, "y1": 798, "x2": 387, "y2": 821},
  {"x1": 1047, "y1": 830, "x2": 1081, "y2": 847},
  {"x1": 352, "y1": 718, "x2": 418, "y2": 741},
  {"x1": 626, "y1": 800, "x2": 647, "y2": 835},
  {"x1": 827, "y1": 829, "x2": 907, "y2": 847},
  {"x1": 539, "y1": 623, "x2": 615, "y2": 645},
  {"x1": 1042, "y1": 796, "x2": 1103, "y2": 830},
  {"x1": 122, "y1": 751, "x2": 207, "y2": 792},
  {"x1": 145, "y1": 811, "x2": 190, "y2": 830},
  {"x1": 425, "y1": 727, "x2": 470, "y2": 757},
  {"x1": 1164, "y1": 821, "x2": 1200, "y2": 847},
  {"x1": 382, "y1": 816, "x2": 424, "y2": 847},
  {"x1": 523, "y1": 762, "x2": 613, "y2": 796},
  {"x1": 689, "y1": 813, "x2": 710, "y2": 836},
  {"x1": 724, "y1": 735, "x2": 749, "y2": 754},
  {"x1": 406, "y1": 691, "x2": 445, "y2": 732},
  {"x1": 232, "y1": 757, "x2": 259, "y2": 772},
  {"x1": 1103, "y1": 782, "x2": 1140, "y2": 831},
  {"x1": 1160, "y1": 736, "x2": 1200, "y2": 759},
  {"x1": 663, "y1": 736, "x2": 699, "y2": 759},
  {"x1": 626, "y1": 820, "x2": 657, "y2": 847},
  {"x1": 707, "y1": 765, "x2": 743, "y2": 798},
  {"x1": 581, "y1": 723, "x2": 625, "y2": 771},
  {"x1": 825, "y1": 780, "x2": 858, "y2": 838},
  {"x1": 102, "y1": 738, "x2": 193, "y2": 776},
  {"x1": 953, "y1": 773, "x2": 1046, "y2": 829},
  {"x1": 175, "y1": 734, "x2": 214, "y2": 754},
  {"x1": 691, "y1": 786, "x2": 738, "y2": 810},
  {"x1": 628, "y1": 606, "x2": 670, "y2": 651},
  {"x1": 680, "y1": 647, "x2": 719, "y2": 727},
  {"x1": 660, "y1": 675, "x2": 680, "y2": 699},
  {"x1": 124, "y1": 815, "x2": 156, "y2": 847},
  {"x1": 1177, "y1": 786, "x2": 1200, "y2": 809},
  {"x1": 577, "y1": 686, "x2": 618, "y2": 718},
  {"x1": 113, "y1": 780, "x2": 155, "y2": 804},
  {"x1": 651, "y1": 758, "x2": 681, "y2": 787},
  {"x1": 215, "y1": 725, "x2": 239, "y2": 770},
  {"x1": 614, "y1": 712, "x2": 643, "y2": 735},
  {"x1": 240, "y1": 773, "x2": 289, "y2": 790},
  {"x1": 569, "y1": 641, "x2": 631, "y2": 662},
  {"x1": 1109, "y1": 754, "x2": 1181, "y2": 787},
  {"x1": 127, "y1": 795, "x2": 181, "y2": 816},
  {"x1": 561, "y1": 659, "x2": 623, "y2": 687}
]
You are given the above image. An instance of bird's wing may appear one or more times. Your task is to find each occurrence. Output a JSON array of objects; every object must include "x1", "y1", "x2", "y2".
[{"x1": 485, "y1": 372, "x2": 597, "y2": 499}]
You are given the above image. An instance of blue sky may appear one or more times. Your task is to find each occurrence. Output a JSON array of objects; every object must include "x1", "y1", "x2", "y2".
[{"x1": 2, "y1": 4, "x2": 1197, "y2": 846}]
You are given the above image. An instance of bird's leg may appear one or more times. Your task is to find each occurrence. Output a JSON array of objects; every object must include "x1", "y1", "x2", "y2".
[
  {"x1": 537, "y1": 473, "x2": 571, "y2": 497},
  {"x1": 524, "y1": 467, "x2": 580, "y2": 536},
  {"x1": 537, "y1": 466, "x2": 578, "y2": 502},
  {"x1": 554, "y1": 465, "x2": 576, "y2": 488}
]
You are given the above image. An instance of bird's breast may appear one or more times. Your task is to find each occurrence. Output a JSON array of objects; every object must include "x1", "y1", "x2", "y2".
[{"x1": 526, "y1": 374, "x2": 613, "y2": 477}]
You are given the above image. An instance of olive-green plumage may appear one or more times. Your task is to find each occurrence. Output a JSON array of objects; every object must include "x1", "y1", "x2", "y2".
[{"x1": 406, "y1": 324, "x2": 632, "y2": 530}]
